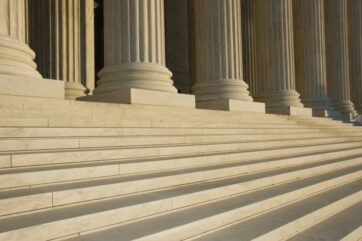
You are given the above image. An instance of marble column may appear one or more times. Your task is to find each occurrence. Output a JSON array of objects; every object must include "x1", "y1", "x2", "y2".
[
  {"x1": 324, "y1": 0, "x2": 355, "y2": 115},
  {"x1": 94, "y1": 0, "x2": 177, "y2": 95},
  {"x1": 347, "y1": 0, "x2": 362, "y2": 114},
  {"x1": 293, "y1": 0, "x2": 334, "y2": 116},
  {"x1": 192, "y1": 0, "x2": 252, "y2": 104},
  {"x1": 0, "y1": 0, "x2": 41, "y2": 78},
  {"x1": 241, "y1": 0, "x2": 257, "y2": 98},
  {"x1": 28, "y1": 0, "x2": 93, "y2": 99},
  {"x1": 253, "y1": 0, "x2": 308, "y2": 115}
]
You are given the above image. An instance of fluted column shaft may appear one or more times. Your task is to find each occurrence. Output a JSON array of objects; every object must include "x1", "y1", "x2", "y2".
[
  {"x1": 253, "y1": 0, "x2": 302, "y2": 108},
  {"x1": 192, "y1": 0, "x2": 252, "y2": 102},
  {"x1": 0, "y1": 0, "x2": 41, "y2": 78},
  {"x1": 94, "y1": 0, "x2": 176, "y2": 95},
  {"x1": 348, "y1": 0, "x2": 362, "y2": 114},
  {"x1": 293, "y1": 0, "x2": 333, "y2": 111},
  {"x1": 241, "y1": 0, "x2": 257, "y2": 98},
  {"x1": 324, "y1": 0, "x2": 354, "y2": 113},
  {"x1": 28, "y1": 0, "x2": 95, "y2": 99}
]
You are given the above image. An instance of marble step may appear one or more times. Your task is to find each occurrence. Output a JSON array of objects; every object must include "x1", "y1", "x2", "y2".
[
  {"x1": 0, "y1": 161, "x2": 360, "y2": 241},
  {"x1": 1, "y1": 133, "x2": 361, "y2": 152},
  {"x1": 286, "y1": 202, "x2": 362, "y2": 241},
  {"x1": 2, "y1": 139, "x2": 361, "y2": 168},
  {"x1": 57, "y1": 168, "x2": 362, "y2": 241},
  {"x1": 192, "y1": 181, "x2": 362, "y2": 241},
  {"x1": 1, "y1": 144, "x2": 361, "y2": 191},
  {"x1": 1, "y1": 152, "x2": 360, "y2": 218}
]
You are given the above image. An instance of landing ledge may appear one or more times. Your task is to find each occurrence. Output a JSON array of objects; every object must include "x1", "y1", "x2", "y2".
[
  {"x1": 78, "y1": 88, "x2": 195, "y2": 108},
  {"x1": 0, "y1": 74, "x2": 64, "y2": 99}
]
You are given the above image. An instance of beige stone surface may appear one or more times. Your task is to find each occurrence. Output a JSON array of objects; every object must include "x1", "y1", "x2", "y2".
[
  {"x1": 80, "y1": 88, "x2": 195, "y2": 108},
  {"x1": 196, "y1": 99, "x2": 265, "y2": 113},
  {"x1": 267, "y1": 106, "x2": 313, "y2": 117},
  {"x1": 0, "y1": 75, "x2": 64, "y2": 99}
]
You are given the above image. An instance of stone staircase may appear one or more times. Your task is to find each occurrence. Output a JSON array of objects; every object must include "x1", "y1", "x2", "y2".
[{"x1": 0, "y1": 95, "x2": 361, "y2": 241}]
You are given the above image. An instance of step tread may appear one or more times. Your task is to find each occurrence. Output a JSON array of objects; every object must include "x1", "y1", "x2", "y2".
[
  {"x1": 62, "y1": 170, "x2": 362, "y2": 241},
  {"x1": 287, "y1": 202, "x2": 362, "y2": 241},
  {"x1": 193, "y1": 184, "x2": 362, "y2": 241}
]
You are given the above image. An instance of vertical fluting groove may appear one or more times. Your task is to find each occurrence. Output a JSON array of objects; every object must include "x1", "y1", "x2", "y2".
[
  {"x1": 67, "y1": 0, "x2": 74, "y2": 82},
  {"x1": 114, "y1": 0, "x2": 120, "y2": 64},
  {"x1": 61, "y1": 0, "x2": 67, "y2": 81},
  {"x1": 242, "y1": 0, "x2": 257, "y2": 96},
  {"x1": 161, "y1": 0, "x2": 165, "y2": 65},
  {"x1": 134, "y1": 0, "x2": 140, "y2": 62},
  {"x1": 74, "y1": 0, "x2": 79, "y2": 84}
]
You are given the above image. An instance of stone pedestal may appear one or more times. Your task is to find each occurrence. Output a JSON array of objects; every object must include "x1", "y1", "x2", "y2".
[
  {"x1": 293, "y1": 0, "x2": 334, "y2": 116},
  {"x1": 252, "y1": 0, "x2": 310, "y2": 116},
  {"x1": 0, "y1": 0, "x2": 41, "y2": 78},
  {"x1": 347, "y1": 0, "x2": 362, "y2": 114},
  {"x1": 192, "y1": 0, "x2": 263, "y2": 113},
  {"x1": 324, "y1": 0, "x2": 355, "y2": 116}
]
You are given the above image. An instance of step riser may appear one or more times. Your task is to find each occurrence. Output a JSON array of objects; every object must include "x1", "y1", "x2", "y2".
[
  {"x1": 251, "y1": 192, "x2": 362, "y2": 241},
  {"x1": 1, "y1": 158, "x2": 360, "y2": 219},
  {"x1": 1, "y1": 147, "x2": 362, "y2": 191},
  {"x1": 1, "y1": 135, "x2": 361, "y2": 152},
  {"x1": 5, "y1": 141, "x2": 362, "y2": 168},
  {"x1": 1, "y1": 170, "x2": 359, "y2": 241}
]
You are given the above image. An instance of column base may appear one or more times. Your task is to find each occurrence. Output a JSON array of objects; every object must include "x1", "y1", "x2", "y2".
[
  {"x1": 0, "y1": 74, "x2": 64, "y2": 99},
  {"x1": 267, "y1": 106, "x2": 312, "y2": 116},
  {"x1": 312, "y1": 110, "x2": 341, "y2": 119},
  {"x1": 78, "y1": 88, "x2": 195, "y2": 108},
  {"x1": 196, "y1": 99, "x2": 265, "y2": 113},
  {"x1": 65, "y1": 83, "x2": 87, "y2": 100}
]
